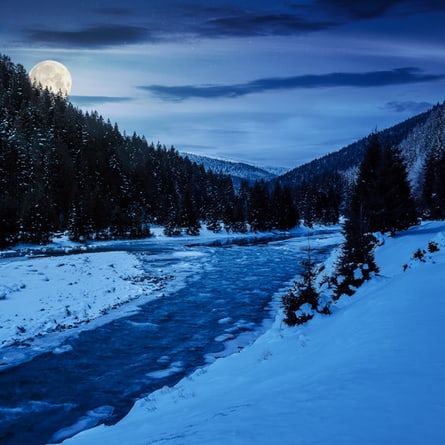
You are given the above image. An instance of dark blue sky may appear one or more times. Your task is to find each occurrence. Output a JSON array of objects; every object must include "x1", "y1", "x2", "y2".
[{"x1": 3, "y1": 0, "x2": 445, "y2": 167}]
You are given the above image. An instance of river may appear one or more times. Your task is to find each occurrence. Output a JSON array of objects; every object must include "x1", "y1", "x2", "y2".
[{"x1": 0, "y1": 229, "x2": 339, "y2": 445}]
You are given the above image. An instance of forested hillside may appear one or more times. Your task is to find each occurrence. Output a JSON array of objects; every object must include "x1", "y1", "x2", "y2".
[
  {"x1": 279, "y1": 109, "x2": 432, "y2": 188},
  {"x1": 276, "y1": 102, "x2": 445, "y2": 225},
  {"x1": 0, "y1": 55, "x2": 298, "y2": 247}
]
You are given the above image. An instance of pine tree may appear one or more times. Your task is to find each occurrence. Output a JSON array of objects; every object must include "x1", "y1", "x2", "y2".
[
  {"x1": 180, "y1": 185, "x2": 201, "y2": 236},
  {"x1": 379, "y1": 146, "x2": 417, "y2": 232},
  {"x1": 271, "y1": 183, "x2": 298, "y2": 230},
  {"x1": 282, "y1": 242, "x2": 328, "y2": 326},
  {"x1": 333, "y1": 134, "x2": 381, "y2": 299},
  {"x1": 352, "y1": 135, "x2": 417, "y2": 234},
  {"x1": 334, "y1": 134, "x2": 417, "y2": 299},
  {"x1": 0, "y1": 136, "x2": 18, "y2": 246},
  {"x1": 248, "y1": 180, "x2": 271, "y2": 232},
  {"x1": 333, "y1": 219, "x2": 378, "y2": 299},
  {"x1": 422, "y1": 147, "x2": 445, "y2": 219}
]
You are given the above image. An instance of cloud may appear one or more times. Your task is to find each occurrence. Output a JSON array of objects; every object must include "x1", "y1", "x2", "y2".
[
  {"x1": 70, "y1": 96, "x2": 133, "y2": 107},
  {"x1": 26, "y1": 25, "x2": 152, "y2": 48},
  {"x1": 139, "y1": 68, "x2": 444, "y2": 101},
  {"x1": 315, "y1": 0, "x2": 401, "y2": 19},
  {"x1": 17, "y1": 1, "x2": 445, "y2": 49},
  {"x1": 179, "y1": 1, "x2": 445, "y2": 39},
  {"x1": 315, "y1": 0, "x2": 445, "y2": 20},
  {"x1": 190, "y1": 1, "x2": 445, "y2": 39},
  {"x1": 383, "y1": 100, "x2": 434, "y2": 113},
  {"x1": 9, "y1": 0, "x2": 445, "y2": 53},
  {"x1": 197, "y1": 13, "x2": 335, "y2": 37}
]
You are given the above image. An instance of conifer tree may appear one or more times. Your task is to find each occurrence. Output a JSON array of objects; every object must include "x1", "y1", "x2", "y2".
[
  {"x1": 180, "y1": 185, "x2": 201, "y2": 235},
  {"x1": 248, "y1": 180, "x2": 271, "y2": 232},
  {"x1": 334, "y1": 133, "x2": 417, "y2": 299},
  {"x1": 271, "y1": 183, "x2": 298, "y2": 230},
  {"x1": 333, "y1": 134, "x2": 381, "y2": 299},
  {"x1": 422, "y1": 147, "x2": 445, "y2": 219},
  {"x1": 282, "y1": 242, "x2": 328, "y2": 326},
  {"x1": 379, "y1": 146, "x2": 417, "y2": 232}
]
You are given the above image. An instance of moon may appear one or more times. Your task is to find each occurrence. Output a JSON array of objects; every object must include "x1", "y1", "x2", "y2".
[{"x1": 29, "y1": 60, "x2": 72, "y2": 96}]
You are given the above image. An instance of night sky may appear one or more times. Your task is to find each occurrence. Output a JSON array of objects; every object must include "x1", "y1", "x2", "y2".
[{"x1": 3, "y1": 1, "x2": 445, "y2": 168}]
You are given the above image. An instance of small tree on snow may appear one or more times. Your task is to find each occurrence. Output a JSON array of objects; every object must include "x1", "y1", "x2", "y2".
[{"x1": 281, "y1": 243, "x2": 329, "y2": 326}]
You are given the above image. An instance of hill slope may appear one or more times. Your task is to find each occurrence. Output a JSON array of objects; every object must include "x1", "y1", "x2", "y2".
[
  {"x1": 63, "y1": 221, "x2": 445, "y2": 445},
  {"x1": 278, "y1": 104, "x2": 439, "y2": 189}
]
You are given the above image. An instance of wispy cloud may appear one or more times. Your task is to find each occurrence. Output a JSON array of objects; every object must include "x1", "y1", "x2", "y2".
[
  {"x1": 139, "y1": 68, "x2": 444, "y2": 101},
  {"x1": 315, "y1": 0, "x2": 401, "y2": 20},
  {"x1": 189, "y1": 0, "x2": 445, "y2": 37},
  {"x1": 169, "y1": 1, "x2": 445, "y2": 40},
  {"x1": 197, "y1": 13, "x2": 335, "y2": 37},
  {"x1": 70, "y1": 96, "x2": 133, "y2": 107},
  {"x1": 177, "y1": 1, "x2": 445, "y2": 39},
  {"x1": 17, "y1": 0, "x2": 445, "y2": 49},
  {"x1": 315, "y1": 0, "x2": 445, "y2": 20},
  {"x1": 383, "y1": 100, "x2": 433, "y2": 113},
  {"x1": 26, "y1": 25, "x2": 152, "y2": 48}
]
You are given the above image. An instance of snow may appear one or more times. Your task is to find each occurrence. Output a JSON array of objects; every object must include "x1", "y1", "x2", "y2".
[
  {"x1": 146, "y1": 362, "x2": 185, "y2": 380},
  {"x1": 49, "y1": 406, "x2": 115, "y2": 444},
  {"x1": 0, "y1": 251, "x2": 159, "y2": 363},
  {"x1": 61, "y1": 221, "x2": 445, "y2": 445}
]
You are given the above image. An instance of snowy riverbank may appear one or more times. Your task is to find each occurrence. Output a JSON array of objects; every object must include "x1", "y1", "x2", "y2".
[
  {"x1": 0, "y1": 251, "x2": 163, "y2": 357},
  {"x1": 62, "y1": 221, "x2": 445, "y2": 445}
]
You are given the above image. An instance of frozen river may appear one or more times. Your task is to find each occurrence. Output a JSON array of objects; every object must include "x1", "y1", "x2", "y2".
[{"x1": 0, "y1": 229, "x2": 338, "y2": 444}]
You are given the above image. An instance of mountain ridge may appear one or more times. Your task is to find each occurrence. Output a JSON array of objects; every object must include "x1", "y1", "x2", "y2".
[
  {"x1": 277, "y1": 105, "x2": 438, "y2": 189},
  {"x1": 180, "y1": 152, "x2": 282, "y2": 188}
]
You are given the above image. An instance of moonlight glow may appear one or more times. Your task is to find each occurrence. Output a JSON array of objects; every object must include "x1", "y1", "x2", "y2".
[{"x1": 29, "y1": 60, "x2": 72, "y2": 96}]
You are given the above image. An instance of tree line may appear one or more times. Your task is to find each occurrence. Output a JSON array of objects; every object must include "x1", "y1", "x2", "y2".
[{"x1": 0, "y1": 54, "x2": 299, "y2": 247}]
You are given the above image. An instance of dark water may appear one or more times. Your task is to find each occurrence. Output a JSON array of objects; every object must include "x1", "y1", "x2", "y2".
[{"x1": 0, "y1": 231, "x2": 336, "y2": 445}]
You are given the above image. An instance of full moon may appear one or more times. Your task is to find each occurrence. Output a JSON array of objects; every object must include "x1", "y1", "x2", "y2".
[{"x1": 29, "y1": 60, "x2": 72, "y2": 96}]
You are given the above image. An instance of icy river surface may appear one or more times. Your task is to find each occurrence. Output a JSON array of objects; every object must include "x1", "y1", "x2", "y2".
[{"x1": 0, "y1": 229, "x2": 338, "y2": 444}]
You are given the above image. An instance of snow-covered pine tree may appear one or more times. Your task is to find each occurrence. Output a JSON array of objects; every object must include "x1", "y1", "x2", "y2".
[
  {"x1": 282, "y1": 242, "x2": 328, "y2": 326},
  {"x1": 333, "y1": 134, "x2": 381, "y2": 298},
  {"x1": 422, "y1": 145, "x2": 445, "y2": 219},
  {"x1": 334, "y1": 133, "x2": 418, "y2": 299}
]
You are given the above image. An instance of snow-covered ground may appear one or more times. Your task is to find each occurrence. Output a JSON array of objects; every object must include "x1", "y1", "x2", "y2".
[
  {"x1": 0, "y1": 252, "x2": 158, "y2": 351},
  {"x1": 62, "y1": 221, "x2": 445, "y2": 445}
]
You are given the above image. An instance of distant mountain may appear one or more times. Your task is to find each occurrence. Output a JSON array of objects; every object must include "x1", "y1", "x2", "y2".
[
  {"x1": 260, "y1": 165, "x2": 289, "y2": 177},
  {"x1": 277, "y1": 105, "x2": 439, "y2": 191},
  {"x1": 181, "y1": 152, "x2": 280, "y2": 186}
]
